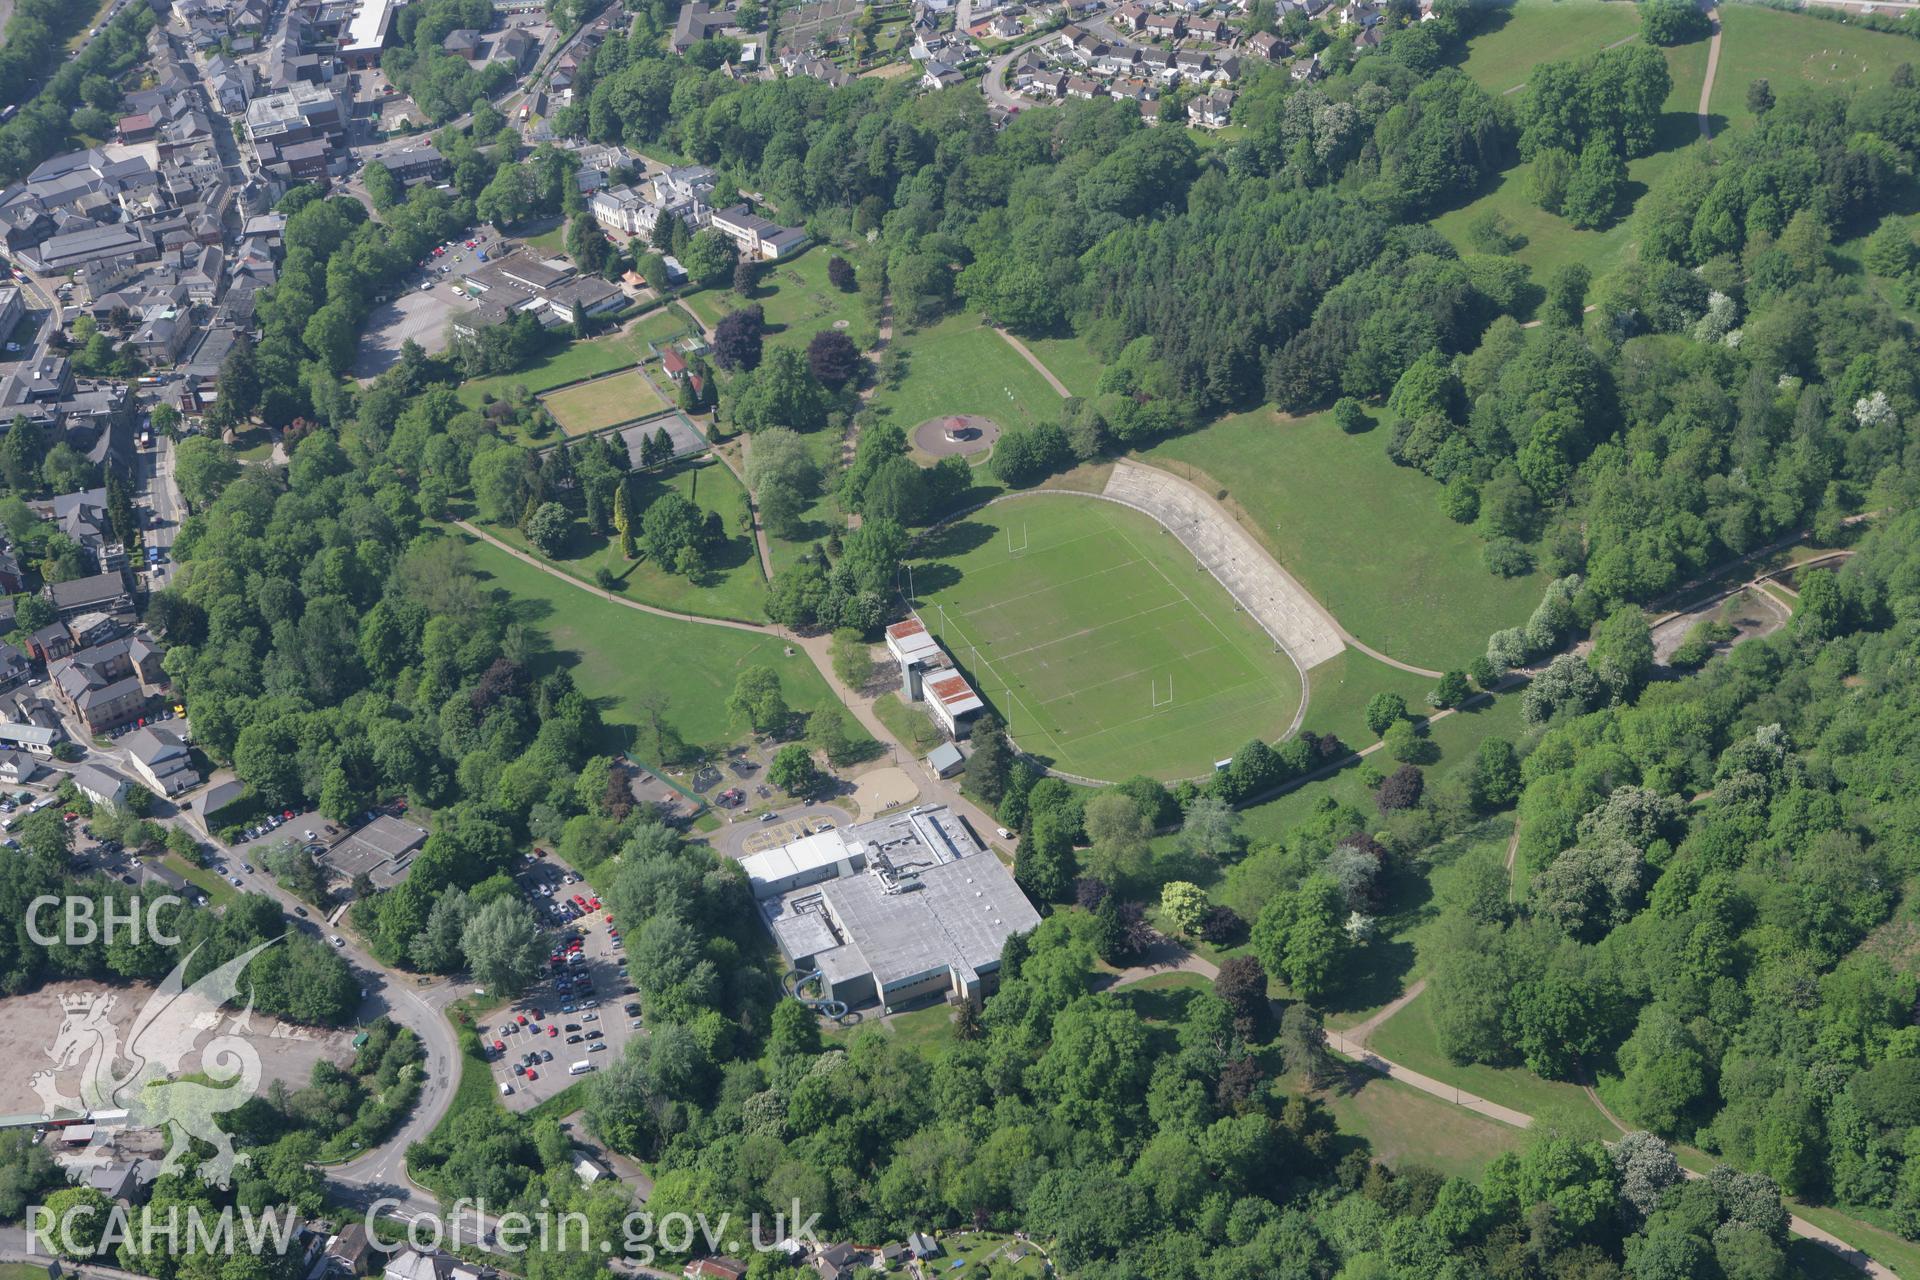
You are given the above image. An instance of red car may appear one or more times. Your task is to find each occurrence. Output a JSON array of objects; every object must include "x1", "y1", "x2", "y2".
[
  {"x1": 493, "y1": 1040, "x2": 505, "y2": 1052},
  {"x1": 526, "y1": 1068, "x2": 537, "y2": 1080},
  {"x1": 531, "y1": 1008, "x2": 543, "y2": 1019},
  {"x1": 534, "y1": 848, "x2": 547, "y2": 859},
  {"x1": 515, "y1": 1013, "x2": 528, "y2": 1025},
  {"x1": 547, "y1": 1025, "x2": 557, "y2": 1037}
]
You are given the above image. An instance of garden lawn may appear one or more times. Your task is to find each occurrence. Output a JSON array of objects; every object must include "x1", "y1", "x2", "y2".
[
  {"x1": 489, "y1": 458, "x2": 766, "y2": 622},
  {"x1": 1454, "y1": 0, "x2": 1641, "y2": 95},
  {"x1": 1146, "y1": 408, "x2": 1544, "y2": 671},
  {"x1": 540, "y1": 369, "x2": 668, "y2": 434},
  {"x1": 683, "y1": 248, "x2": 870, "y2": 350},
  {"x1": 1365, "y1": 993, "x2": 1617, "y2": 1143},
  {"x1": 1710, "y1": 4, "x2": 1920, "y2": 132},
  {"x1": 1431, "y1": 36, "x2": 1712, "y2": 287},
  {"x1": 463, "y1": 535, "x2": 857, "y2": 755},
  {"x1": 870, "y1": 313, "x2": 1068, "y2": 435},
  {"x1": 1022, "y1": 332, "x2": 1106, "y2": 398},
  {"x1": 458, "y1": 329, "x2": 652, "y2": 406},
  {"x1": 916, "y1": 497, "x2": 1304, "y2": 782}
]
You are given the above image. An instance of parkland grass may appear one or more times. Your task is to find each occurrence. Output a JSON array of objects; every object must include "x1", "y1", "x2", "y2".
[
  {"x1": 1145, "y1": 408, "x2": 1543, "y2": 671},
  {"x1": 870, "y1": 313, "x2": 1068, "y2": 435},
  {"x1": 489, "y1": 457, "x2": 767, "y2": 622},
  {"x1": 1365, "y1": 994, "x2": 1616, "y2": 1144},
  {"x1": 1311, "y1": 1069, "x2": 1525, "y2": 1180},
  {"x1": 1711, "y1": 4, "x2": 1920, "y2": 132},
  {"x1": 1454, "y1": 0, "x2": 1642, "y2": 95},
  {"x1": 914, "y1": 497, "x2": 1304, "y2": 781},
  {"x1": 464, "y1": 533, "x2": 860, "y2": 754},
  {"x1": 1432, "y1": 35, "x2": 1712, "y2": 286},
  {"x1": 683, "y1": 248, "x2": 870, "y2": 349},
  {"x1": 1022, "y1": 333, "x2": 1106, "y2": 398}
]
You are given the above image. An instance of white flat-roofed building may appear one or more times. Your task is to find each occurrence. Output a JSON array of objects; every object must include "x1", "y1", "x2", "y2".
[
  {"x1": 741, "y1": 829, "x2": 867, "y2": 900},
  {"x1": 760, "y1": 805, "x2": 1040, "y2": 1010},
  {"x1": 341, "y1": 0, "x2": 405, "y2": 67}
]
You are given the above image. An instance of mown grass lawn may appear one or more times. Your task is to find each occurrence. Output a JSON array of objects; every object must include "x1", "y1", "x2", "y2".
[
  {"x1": 540, "y1": 368, "x2": 668, "y2": 434},
  {"x1": 463, "y1": 534, "x2": 860, "y2": 756},
  {"x1": 869, "y1": 313, "x2": 1068, "y2": 435},
  {"x1": 458, "y1": 330, "x2": 653, "y2": 407},
  {"x1": 1453, "y1": 0, "x2": 1641, "y2": 95},
  {"x1": 1307, "y1": 1069, "x2": 1525, "y2": 1180},
  {"x1": 683, "y1": 248, "x2": 872, "y2": 350},
  {"x1": 1145, "y1": 408, "x2": 1544, "y2": 671},
  {"x1": 1710, "y1": 4, "x2": 1920, "y2": 132},
  {"x1": 1432, "y1": 35, "x2": 1711, "y2": 287},
  {"x1": 488, "y1": 458, "x2": 766, "y2": 622}
]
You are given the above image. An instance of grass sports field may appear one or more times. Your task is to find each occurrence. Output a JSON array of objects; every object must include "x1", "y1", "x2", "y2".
[
  {"x1": 540, "y1": 369, "x2": 668, "y2": 434},
  {"x1": 1146, "y1": 407, "x2": 1543, "y2": 671},
  {"x1": 1710, "y1": 4, "x2": 1920, "y2": 132},
  {"x1": 458, "y1": 329, "x2": 650, "y2": 407},
  {"x1": 871, "y1": 314, "x2": 1068, "y2": 434},
  {"x1": 914, "y1": 497, "x2": 1303, "y2": 781}
]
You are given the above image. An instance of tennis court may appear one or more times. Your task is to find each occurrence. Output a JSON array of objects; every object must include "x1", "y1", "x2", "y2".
[{"x1": 916, "y1": 497, "x2": 1304, "y2": 781}]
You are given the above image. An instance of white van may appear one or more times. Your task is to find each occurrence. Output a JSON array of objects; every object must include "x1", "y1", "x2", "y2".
[{"x1": 568, "y1": 1061, "x2": 594, "y2": 1075}]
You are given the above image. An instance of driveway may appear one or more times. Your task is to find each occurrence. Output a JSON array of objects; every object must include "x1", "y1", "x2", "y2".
[{"x1": 709, "y1": 802, "x2": 855, "y2": 861}]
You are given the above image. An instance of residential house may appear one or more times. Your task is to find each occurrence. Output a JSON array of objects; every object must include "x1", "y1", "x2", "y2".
[
  {"x1": 920, "y1": 60, "x2": 964, "y2": 90},
  {"x1": 812, "y1": 1244, "x2": 857, "y2": 1280},
  {"x1": 1173, "y1": 49, "x2": 1210, "y2": 77},
  {"x1": 1065, "y1": 75, "x2": 1104, "y2": 98},
  {"x1": 1186, "y1": 15, "x2": 1227, "y2": 38},
  {"x1": 1143, "y1": 12, "x2": 1184, "y2": 38},
  {"x1": 1187, "y1": 88, "x2": 1235, "y2": 128},
  {"x1": 782, "y1": 52, "x2": 850, "y2": 86},
  {"x1": 71, "y1": 762, "x2": 132, "y2": 810},
  {"x1": 28, "y1": 622, "x2": 74, "y2": 664},
  {"x1": 0, "y1": 640, "x2": 26, "y2": 687},
  {"x1": 1248, "y1": 30, "x2": 1289, "y2": 61},
  {"x1": 684, "y1": 1261, "x2": 747, "y2": 1280},
  {"x1": 1112, "y1": 1, "x2": 1148, "y2": 29},
  {"x1": 123, "y1": 724, "x2": 201, "y2": 796},
  {"x1": 0, "y1": 749, "x2": 42, "y2": 784},
  {"x1": 1290, "y1": 52, "x2": 1324, "y2": 81},
  {"x1": 1139, "y1": 96, "x2": 1162, "y2": 123},
  {"x1": 50, "y1": 638, "x2": 148, "y2": 732},
  {"x1": 441, "y1": 27, "x2": 483, "y2": 56}
]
